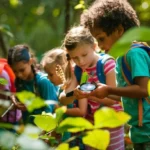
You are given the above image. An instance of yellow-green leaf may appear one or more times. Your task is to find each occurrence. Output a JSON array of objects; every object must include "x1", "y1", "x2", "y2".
[
  {"x1": 33, "y1": 114, "x2": 57, "y2": 132},
  {"x1": 16, "y1": 91, "x2": 46, "y2": 112},
  {"x1": 56, "y1": 143, "x2": 69, "y2": 150},
  {"x1": 55, "y1": 106, "x2": 67, "y2": 123},
  {"x1": 82, "y1": 129, "x2": 110, "y2": 150},
  {"x1": 94, "y1": 107, "x2": 131, "y2": 128},
  {"x1": 109, "y1": 26, "x2": 150, "y2": 58},
  {"x1": 57, "y1": 117, "x2": 93, "y2": 133}
]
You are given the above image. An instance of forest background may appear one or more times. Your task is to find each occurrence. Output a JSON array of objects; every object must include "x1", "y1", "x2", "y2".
[{"x1": 0, "y1": 0, "x2": 150, "y2": 61}]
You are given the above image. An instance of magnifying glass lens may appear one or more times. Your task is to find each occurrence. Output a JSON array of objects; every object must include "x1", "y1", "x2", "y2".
[{"x1": 80, "y1": 83, "x2": 96, "y2": 92}]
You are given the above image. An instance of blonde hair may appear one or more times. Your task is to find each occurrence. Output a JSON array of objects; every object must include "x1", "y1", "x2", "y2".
[{"x1": 41, "y1": 48, "x2": 72, "y2": 88}]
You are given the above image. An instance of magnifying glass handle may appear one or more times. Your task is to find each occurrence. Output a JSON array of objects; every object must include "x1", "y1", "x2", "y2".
[{"x1": 1, "y1": 103, "x2": 14, "y2": 118}]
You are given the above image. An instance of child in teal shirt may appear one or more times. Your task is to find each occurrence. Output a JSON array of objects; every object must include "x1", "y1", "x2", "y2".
[{"x1": 7, "y1": 44, "x2": 58, "y2": 124}]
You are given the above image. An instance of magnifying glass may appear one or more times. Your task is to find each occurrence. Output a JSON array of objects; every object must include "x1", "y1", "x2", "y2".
[{"x1": 79, "y1": 82, "x2": 97, "y2": 93}]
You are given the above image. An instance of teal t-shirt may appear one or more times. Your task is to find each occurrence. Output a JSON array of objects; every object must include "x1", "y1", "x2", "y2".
[
  {"x1": 16, "y1": 72, "x2": 58, "y2": 124},
  {"x1": 116, "y1": 48, "x2": 150, "y2": 143}
]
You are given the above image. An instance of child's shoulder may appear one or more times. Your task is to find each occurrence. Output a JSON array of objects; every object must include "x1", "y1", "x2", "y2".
[{"x1": 36, "y1": 71, "x2": 49, "y2": 83}]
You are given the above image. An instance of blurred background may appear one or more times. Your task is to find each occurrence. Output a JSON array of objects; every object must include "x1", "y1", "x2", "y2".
[{"x1": 0, "y1": 0, "x2": 150, "y2": 61}]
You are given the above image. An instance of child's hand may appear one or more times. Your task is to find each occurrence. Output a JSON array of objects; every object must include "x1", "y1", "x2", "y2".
[
  {"x1": 88, "y1": 83, "x2": 109, "y2": 99},
  {"x1": 54, "y1": 104, "x2": 60, "y2": 111},
  {"x1": 15, "y1": 102, "x2": 26, "y2": 111},
  {"x1": 74, "y1": 88, "x2": 89, "y2": 99}
]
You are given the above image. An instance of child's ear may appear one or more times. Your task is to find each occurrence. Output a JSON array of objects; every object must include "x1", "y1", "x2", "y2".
[
  {"x1": 29, "y1": 58, "x2": 34, "y2": 65},
  {"x1": 117, "y1": 24, "x2": 124, "y2": 36}
]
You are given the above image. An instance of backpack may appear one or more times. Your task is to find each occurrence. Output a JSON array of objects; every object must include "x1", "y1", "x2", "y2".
[
  {"x1": 74, "y1": 53, "x2": 114, "y2": 117},
  {"x1": 121, "y1": 41, "x2": 150, "y2": 127},
  {"x1": 0, "y1": 58, "x2": 22, "y2": 123},
  {"x1": 74, "y1": 53, "x2": 114, "y2": 84}
]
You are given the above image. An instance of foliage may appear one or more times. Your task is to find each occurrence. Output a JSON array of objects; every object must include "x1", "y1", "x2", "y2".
[
  {"x1": 109, "y1": 26, "x2": 150, "y2": 58},
  {"x1": 0, "y1": 91, "x2": 130, "y2": 150}
]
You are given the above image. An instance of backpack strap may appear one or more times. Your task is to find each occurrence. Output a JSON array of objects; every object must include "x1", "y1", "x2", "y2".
[
  {"x1": 74, "y1": 65, "x2": 82, "y2": 84},
  {"x1": 121, "y1": 42, "x2": 150, "y2": 127},
  {"x1": 97, "y1": 53, "x2": 114, "y2": 84}
]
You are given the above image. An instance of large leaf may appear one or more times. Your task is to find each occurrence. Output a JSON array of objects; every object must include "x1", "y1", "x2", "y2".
[
  {"x1": 94, "y1": 107, "x2": 131, "y2": 128},
  {"x1": 55, "y1": 106, "x2": 67, "y2": 123},
  {"x1": 0, "y1": 131, "x2": 16, "y2": 149},
  {"x1": 82, "y1": 129, "x2": 110, "y2": 150},
  {"x1": 16, "y1": 91, "x2": 46, "y2": 112},
  {"x1": 33, "y1": 114, "x2": 57, "y2": 132},
  {"x1": 109, "y1": 26, "x2": 150, "y2": 58},
  {"x1": 57, "y1": 117, "x2": 93, "y2": 133},
  {"x1": 17, "y1": 134, "x2": 49, "y2": 150},
  {"x1": 22, "y1": 124, "x2": 41, "y2": 139},
  {"x1": 56, "y1": 143, "x2": 69, "y2": 150}
]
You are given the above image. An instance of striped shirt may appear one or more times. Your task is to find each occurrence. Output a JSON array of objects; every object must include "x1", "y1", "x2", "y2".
[{"x1": 85, "y1": 58, "x2": 124, "y2": 150}]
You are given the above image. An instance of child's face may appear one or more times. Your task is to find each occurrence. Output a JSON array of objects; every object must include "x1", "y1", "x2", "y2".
[
  {"x1": 67, "y1": 43, "x2": 96, "y2": 70},
  {"x1": 12, "y1": 61, "x2": 33, "y2": 81},
  {"x1": 44, "y1": 63, "x2": 62, "y2": 86},
  {"x1": 91, "y1": 28, "x2": 122, "y2": 53}
]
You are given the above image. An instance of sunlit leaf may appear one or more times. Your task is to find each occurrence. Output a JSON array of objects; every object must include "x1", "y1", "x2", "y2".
[
  {"x1": 70, "y1": 146, "x2": 79, "y2": 150},
  {"x1": 17, "y1": 134, "x2": 49, "y2": 150},
  {"x1": 55, "y1": 106, "x2": 67, "y2": 123},
  {"x1": 0, "y1": 78, "x2": 8, "y2": 85},
  {"x1": 74, "y1": 4, "x2": 85, "y2": 9},
  {"x1": 94, "y1": 107, "x2": 131, "y2": 128},
  {"x1": 0, "y1": 131, "x2": 16, "y2": 149},
  {"x1": 109, "y1": 26, "x2": 150, "y2": 58},
  {"x1": 82, "y1": 129, "x2": 110, "y2": 150},
  {"x1": 33, "y1": 114, "x2": 57, "y2": 132},
  {"x1": 16, "y1": 91, "x2": 46, "y2": 112},
  {"x1": 57, "y1": 117, "x2": 93, "y2": 133},
  {"x1": 9, "y1": 0, "x2": 19, "y2": 7},
  {"x1": 56, "y1": 143, "x2": 69, "y2": 150}
]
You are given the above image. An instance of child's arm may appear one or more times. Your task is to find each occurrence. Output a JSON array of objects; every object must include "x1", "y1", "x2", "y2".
[
  {"x1": 88, "y1": 77, "x2": 149, "y2": 99},
  {"x1": 65, "y1": 98, "x2": 87, "y2": 117},
  {"x1": 59, "y1": 73, "x2": 78, "y2": 105}
]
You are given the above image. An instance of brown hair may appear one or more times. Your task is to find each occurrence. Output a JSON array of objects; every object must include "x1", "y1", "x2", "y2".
[{"x1": 80, "y1": 0, "x2": 140, "y2": 35}]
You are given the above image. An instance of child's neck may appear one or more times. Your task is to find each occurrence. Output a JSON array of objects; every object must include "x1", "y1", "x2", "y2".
[
  {"x1": 26, "y1": 71, "x2": 35, "y2": 81},
  {"x1": 88, "y1": 53, "x2": 100, "y2": 68}
]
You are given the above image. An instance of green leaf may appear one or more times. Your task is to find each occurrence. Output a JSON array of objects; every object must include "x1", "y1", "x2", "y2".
[
  {"x1": 94, "y1": 107, "x2": 131, "y2": 128},
  {"x1": 23, "y1": 124, "x2": 41, "y2": 139},
  {"x1": 16, "y1": 91, "x2": 46, "y2": 112},
  {"x1": 109, "y1": 26, "x2": 150, "y2": 58},
  {"x1": 56, "y1": 143, "x2": 69, "y2": 150},
  {"x1": 82, "y1": 129, "x2": 110, "y2": 150},
  {"x1": 57, "y1": 117, "x2": 93, "y2": 133},
  {"x1": 0, "y1": 78, "x2": 8, "y2": 85},
  {"x1": 55, "y1": 106, "x2": 67, "y2": 123},
  {"x1": 74, "y1": 4, "x2": 85, "y2": 10},
  {"x1": 70, "y1": 146, "x2": 79, "y2": 150},
  {"x1": 0, "y1": 131, "x2": 16, "y2": 149},
  {"x1": 33, "y1": 114, "x2": 57, "y2": 132}
]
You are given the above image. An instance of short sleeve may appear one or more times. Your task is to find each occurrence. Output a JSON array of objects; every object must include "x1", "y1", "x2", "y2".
[
  {"x1": 38, "y1": 76, "x2": 58, "y2": 113},
  {"x1": 104, "y1": 59, "x2": 116, "y2": 75},
  {"x1": 126, "y1": 48, "x2": 150, "y2": 79}
]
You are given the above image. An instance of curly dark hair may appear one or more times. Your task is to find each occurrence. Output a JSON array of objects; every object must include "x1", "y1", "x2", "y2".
[{"x1": 80, "y1": 0, "x2": 140, "y2": 35}]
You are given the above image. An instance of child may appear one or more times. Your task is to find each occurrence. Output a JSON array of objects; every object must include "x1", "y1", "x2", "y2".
[
  {"x1": 7, "y1": 44, "x2": 58, "y2": 124},
  {"x1": 80, "y1": 0, "x2": 150, "y2": 149},
  {"x1": 41, "y1": 48, "x2": 87, "y2": 149},
  {"x1": 0, "y1": 58, "x2": 22, "y2": 125},
  {"x1": 63, "y1": 26, "x2": 124, "y2": 150}
]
